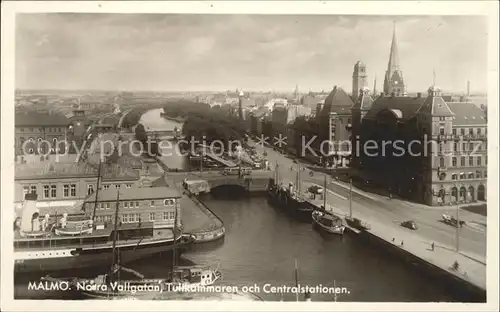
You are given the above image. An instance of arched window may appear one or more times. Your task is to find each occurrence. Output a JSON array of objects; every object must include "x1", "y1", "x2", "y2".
[{"x1": 439, "y1": 157, "x2": 445, "y2": 167}]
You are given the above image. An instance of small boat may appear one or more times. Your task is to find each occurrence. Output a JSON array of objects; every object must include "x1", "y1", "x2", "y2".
[
  {"x1": 312, "y1": 210, "x2": 345, "y2": 235},
  {"x1": 41, "y1": 264, "x2": 222, "y2": 299}
]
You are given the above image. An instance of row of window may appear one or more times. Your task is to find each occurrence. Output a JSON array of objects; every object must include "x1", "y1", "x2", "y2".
[
  {"x1": 91, "y1": 199, "x2": 176, "y2": 211},
  {"x1": 438, "y1": 127, "x2": 487, "y2": 136},
  {"x1": 95, "y1": 212, "x2": 175, "y2": 223},
  {"x1": 18, "y1": 127, "x2": 66, "y2": 133},
  {"x1": 437, "y1": 142, "x2": 486, "y2": 154},
  {"x1": 450, "y1": 171, "x2": 487, "y2": 180},
  {"x1": 23, "y1": 183, "x2": 140, "y2": 200},
  {"x1": 438, "y1": 155, "x2": 487, "y2": 167},
  {"x1": 101, "y1": 184, "x2": 133, "y2": 190}
]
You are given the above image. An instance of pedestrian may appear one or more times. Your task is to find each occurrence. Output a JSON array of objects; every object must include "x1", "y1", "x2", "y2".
[
  {"x1": 431, "y1": 242, "x2": 435, "y2": 251},
  {"x1": 401, "y1": 240, "x2": 404, "y2": 247},
  {"x1": 392, "y1": 237, "x2": 395, "y2": 242}
]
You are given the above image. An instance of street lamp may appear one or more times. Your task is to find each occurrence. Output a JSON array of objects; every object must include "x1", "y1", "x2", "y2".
[{"x1": 455, "y1": 184, "x2": 460, "y2": 253}]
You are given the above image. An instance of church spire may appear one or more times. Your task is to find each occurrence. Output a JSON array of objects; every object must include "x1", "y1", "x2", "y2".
[
  {"x1": 383, "y1": 22, "x2": 406, "y2": 96},
  {"x1": 387, "y1": 22, "x2": 400, "y2": 73}
]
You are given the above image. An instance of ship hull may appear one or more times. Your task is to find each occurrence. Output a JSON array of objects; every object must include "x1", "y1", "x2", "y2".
[
  {"x1": 267, "y1": 188, "x2": 312, "y2": 222},
  {"x1": 14, "y1": 238, "x2": 193, "y2": 274}
]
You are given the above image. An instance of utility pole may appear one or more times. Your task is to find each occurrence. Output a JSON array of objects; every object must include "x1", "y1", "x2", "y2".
[
  {"x1": 349, "y1": 179, "x2": 353, "y2": 219},
  {"x1": 323, "y1": 174, "x2": 327, "y2": 211}
]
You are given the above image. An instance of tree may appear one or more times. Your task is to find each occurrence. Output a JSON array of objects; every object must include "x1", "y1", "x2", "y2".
[{"x1": 135, "y1": 123, "x2": 147, "y2": 143}]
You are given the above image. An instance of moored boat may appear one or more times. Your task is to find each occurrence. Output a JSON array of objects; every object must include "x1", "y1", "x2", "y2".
[{"x1": 312, "y1": 210, "x2": 345, "y2": 235}]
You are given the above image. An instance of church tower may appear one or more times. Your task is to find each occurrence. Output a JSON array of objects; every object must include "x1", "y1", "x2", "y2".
[
  {"x1": 383, "y1": 24, "x2": 406, "y2": 96},
  {"x1": 352, "y1": 61, "x2": 367, "y2": 103}
]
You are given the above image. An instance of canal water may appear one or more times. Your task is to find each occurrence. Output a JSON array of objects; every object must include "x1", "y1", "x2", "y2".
[{"x1": 14, "y1": 109, "x2": 455, "y2": 301}]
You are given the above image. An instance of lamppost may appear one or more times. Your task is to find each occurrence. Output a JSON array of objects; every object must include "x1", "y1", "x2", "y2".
[{"x1": 455, "y1": 184, "x2": 460, "y2": 253}]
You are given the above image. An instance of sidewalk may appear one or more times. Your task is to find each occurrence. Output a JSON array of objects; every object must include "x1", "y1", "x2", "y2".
[{"x1": 368, "y1": 218, "x2": 486, "y2": 290}]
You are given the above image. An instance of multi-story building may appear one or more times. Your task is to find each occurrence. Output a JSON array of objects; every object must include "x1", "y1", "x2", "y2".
[
  {"x1": 15, "y1": 110, "x2": 70, "y2": 155},
  {"x1": 271, "y1": 103, "x2": 312, "y2": 152},
  {"x1": 356, "y1": 86, "x2": 487, "y2": 206},
  {"x1": 14, "y1": 161, "x2": 142, "y2": 213},
  {"x1": 317, "y1": 86, "x2": 354, "y2": 166},
  {"x1": 82, "y1": 186, "x2": 181, "y2": 230}
]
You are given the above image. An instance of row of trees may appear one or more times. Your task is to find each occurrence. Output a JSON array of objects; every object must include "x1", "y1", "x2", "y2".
[{"x1": 163, "y1": 100, "x2": 248, "y2": 151}]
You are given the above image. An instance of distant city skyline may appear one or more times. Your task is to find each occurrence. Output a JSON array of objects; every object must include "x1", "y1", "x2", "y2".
[{"x1": 16, "y1": 14, "x2": 487, "y2": 94}]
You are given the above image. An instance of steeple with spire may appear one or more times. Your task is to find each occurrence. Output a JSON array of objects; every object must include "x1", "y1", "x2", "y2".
[{"x1": 383, "y1": 22, "x2": 406, "y2": 96}]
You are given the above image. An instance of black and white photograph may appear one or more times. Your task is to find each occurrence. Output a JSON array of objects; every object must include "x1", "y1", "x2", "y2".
[{"x1": 1, "y1": 1, "x2": 498, "y2": 311}]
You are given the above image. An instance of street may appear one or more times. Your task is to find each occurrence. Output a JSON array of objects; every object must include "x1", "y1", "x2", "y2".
[{"x1": 256, "y1": 141, "x2": 487, "y2": 260}]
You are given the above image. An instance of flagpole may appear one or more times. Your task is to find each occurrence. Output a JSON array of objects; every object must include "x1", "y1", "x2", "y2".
[{"x1": 294, "y1": 258, "x2": 299, "y2": 302}]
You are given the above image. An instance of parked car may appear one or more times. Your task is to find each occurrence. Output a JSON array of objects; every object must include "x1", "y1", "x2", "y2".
[{"x1": 401, "y1": 220, "x2": 418, "y2": 230}]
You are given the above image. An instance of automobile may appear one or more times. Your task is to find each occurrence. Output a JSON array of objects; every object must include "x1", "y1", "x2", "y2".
[
  {"x1": 400, "y1": 220, "x2": 418, "y2": 230},
  {"x1": 293, "y1": 159, "x2": 298, "y2": 164},
  {"x1": 308, "y1": 185, "x2": 324, "y2": 194},
  {"x1": 441, "y1": 214, "x2": 466, "y2": 227}
]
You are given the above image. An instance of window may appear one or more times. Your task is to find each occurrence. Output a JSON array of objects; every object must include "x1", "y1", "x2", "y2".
[
  {"x1": 87, "y1": 184, "x2": 94, "y2": 195},
  {"x1": 451, "y1": 174, "x2": 457, "y2": 180},
  {"x1": 468, "y1": 173, "x2": 474, "y2": 179},
  {"x1": 477, "y1": 128, "x2": 482, "y2": 135},
  {"x1": 105, "y1": 203, "x2": 110, "y2": 210},
  {"x1": 122, "y1": 214, "x2": 129, "y2": 223},
  {"x1": 163, "y1": 212, "x2": 169, "y2": 220},
  {"x1": 460, "y1": 173, "x2": 465, "y2": 180},
  {"x1": 23, "y1": 186, "x2": 30, "y2": 197},
  {"x1": 136, "y1": 201, "x2": 140, "y2": 208},
  {"x1": 149, "y1": 213, "x2": 155, "y2": 221},
  {"x1": 70, "y1": 184, "x2": 76, "y2": 197},
  {"x1": 439, "y1": 127, "x2": 445, "y2": 135},
  {"x1": 469, "y1": 128, "x2": 474, "y2": 135},
  {"x1": 452, "y1": 128, "x2": 457, "y2": 136},
  {"x1": 115, "y1": 184, "x2": 121, "y2": 189},
  {"x1": 63, "y1": 184, "x2": 69, "y2": 197},
  {"x1": 129, "y1": 201, "x2": 134, "y2": 208},
  {"x1": 484, "y1": 171, "x2": 487, "y2": 178},
  {"x1": 460, "y1": 156, "x2": 466, "y2": 166},
  {"x1": 169, "y1": 211, "x2": 175, "y2": 220},
  {"x1": 124, "y1": 202, "x2": 129, "y2": 208},
  {"x1": 460, "y1": 128, "x2": 465, "y2": 135},
  {"x1": 476, "y1": 171, "x2": 482, "y2": 178},
  {"x1": 477, "y1": 156, "x2": 482, "y2": 166},
  {"x1": 30, "y1": 185, "x2": 37, "y2": 194},
  {"x1": 452, "y1": 157, "x2": 457, "y2": 167},
  {"x1": 439, "y1": 157, "x2": 445, "y2": 167},
  {"x1": 469, "y1": 157, "x2": 474, "y2": 167},
  {"x1": 126, "y1": 184, "x2": 132, "y2": 188},
  {"x1": 454, "y1": 142, "x2": 458, "y2": 152},
  {"x1": 439, "y1": 143, "x2": 444, "y2": 154},
  {"x1": 97, "y1": 203, "x2": 101, "y2": 210},
  {"x1": 462, "y1": 142, "x2": 467, "y2": 151},
  {"x1": 105, "y1": 215, "x2": 113, "y2": 222},
  {"x1": 469, "y1": 143, "x2": 474, "y2": 151},
  {"x1": 103, "y1": 185, "x2": 110, "y2": 190},
  {"x1": 50, "y1": 185, "x2": 56, "y2": 198},
  {"x1": 150, "y1": 200, "x2": 155, "y2": 207},
  {"x1": 135, "y1": 214, "x2": 141, "y2": 222}
]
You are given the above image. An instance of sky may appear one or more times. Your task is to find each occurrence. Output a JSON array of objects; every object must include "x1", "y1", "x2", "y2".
[{"x1": 15, "y1": 14, "x2": 488, "y2": 93}]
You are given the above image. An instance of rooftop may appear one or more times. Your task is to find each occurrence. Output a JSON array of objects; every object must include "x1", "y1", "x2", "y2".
[
  {"x1": 364, "y1": 95, "x2": 426, "y2": 120},
  {"x1": 15, "y1": 110, "x2": 69, "y2": 127},
  {"x1": 84, "y1": 186, "x2": 180, "y2": 202},
  {"x1": 320, "y1": 86, "x2": 354, "y2": 115},
  {"x1": 448, "y1": 102, "x2": 487, "y2": 126}
]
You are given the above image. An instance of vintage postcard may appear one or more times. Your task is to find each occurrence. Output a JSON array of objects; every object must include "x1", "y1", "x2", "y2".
[{"x1": 1, "y1": 1, "x2": 498, "y2": 311}]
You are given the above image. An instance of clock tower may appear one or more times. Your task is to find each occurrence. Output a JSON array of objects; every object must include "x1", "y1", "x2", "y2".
[{"x1": 383, "y1": 24, "x2": 406, "y2": 96}]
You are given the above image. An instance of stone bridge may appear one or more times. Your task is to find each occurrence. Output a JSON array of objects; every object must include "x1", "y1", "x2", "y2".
[{"x1": 171, "y1": 170, "x2": 274, "y2": 193}]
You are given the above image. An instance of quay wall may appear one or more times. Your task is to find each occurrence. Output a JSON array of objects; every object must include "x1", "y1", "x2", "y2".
[
  {"x1": 356, "y1": 230, "x2": 486, "y2": 302},
  {"x1": 184, "y1": 191, "x2": 226, "y2": 244}
]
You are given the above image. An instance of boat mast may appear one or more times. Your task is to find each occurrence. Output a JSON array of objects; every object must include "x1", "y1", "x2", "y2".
[
  {"x1": 172, "y1": 200, "x2": 178, "y2": 272},
  {"x1": 333, "y1": 280, "x2": 338, "y2": 302},
  {"x1": 91, "y1": 157, "x2": 103, "y2": 224},
  {"x1": 294, "y1": 258, "x2": 299, "y2": 302},
  {"x1": 111, "y1": 189, "x2": 120, "y2": 282}
]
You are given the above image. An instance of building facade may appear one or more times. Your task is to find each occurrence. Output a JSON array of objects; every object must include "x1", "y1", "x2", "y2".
[
  {"x1": 15, "y1": 110, "x2": 70, "y2": 155},
  {"x1": 356, "y1": 86, "x2": 487, "y2": 206},
  {"x1": 83, "y1": 187, "x2": 181, "y2": 229}
]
